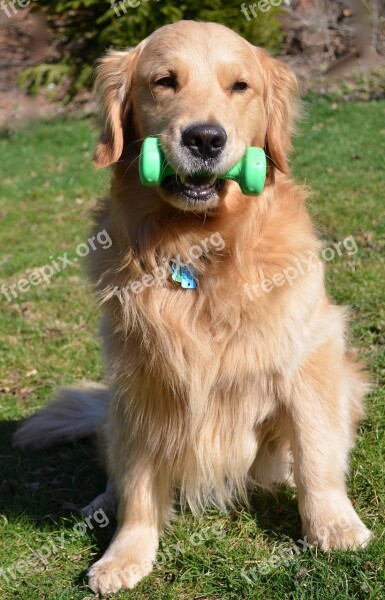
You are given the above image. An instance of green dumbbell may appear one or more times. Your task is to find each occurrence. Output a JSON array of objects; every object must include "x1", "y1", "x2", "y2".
[{"x1": 139, "y1": 137, "x2": 266, "y2": 196}]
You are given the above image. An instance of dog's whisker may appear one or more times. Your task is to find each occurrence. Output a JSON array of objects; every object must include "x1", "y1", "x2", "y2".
[
  {"x1": 114, "y1": 133, "x2": 165, "y2": 164},
  {"x1": 264, "y1": 152, "x2": 279, "y2": 168},
  {"x1": 119, "y1": 154, "x2": 141, "y2": 184}
]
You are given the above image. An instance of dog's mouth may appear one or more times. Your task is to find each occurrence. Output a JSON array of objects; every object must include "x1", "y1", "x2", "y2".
[{"x1": 161, "y1": 174, "x2": 225, "y2": 202}]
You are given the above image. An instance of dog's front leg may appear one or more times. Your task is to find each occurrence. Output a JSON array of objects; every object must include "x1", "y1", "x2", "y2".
[
  {"x1": 88, "y1": 447, "x2": 171, "y2": 595},
  {"x1": 288, "y1": 341, "x2": 371, "y2": 551}
]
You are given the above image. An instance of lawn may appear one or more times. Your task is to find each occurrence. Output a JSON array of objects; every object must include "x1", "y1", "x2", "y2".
[{"x1": 0, "y1": 97, "x2": 384, "y2": 599}]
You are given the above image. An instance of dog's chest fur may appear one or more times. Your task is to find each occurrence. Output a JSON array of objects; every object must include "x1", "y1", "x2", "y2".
[{"x1": 91, "y1": 187, "x2": 323, "y2": 508}]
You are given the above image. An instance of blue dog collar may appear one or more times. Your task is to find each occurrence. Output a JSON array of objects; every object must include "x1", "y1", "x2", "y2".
[{"x1": 171, "y1": 262, "x2": 197, "y2": 289}]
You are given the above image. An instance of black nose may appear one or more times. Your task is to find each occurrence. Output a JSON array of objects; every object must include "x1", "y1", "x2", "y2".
[{"x1": 182, "y1": 123, "x2": 227, "y2": 159}]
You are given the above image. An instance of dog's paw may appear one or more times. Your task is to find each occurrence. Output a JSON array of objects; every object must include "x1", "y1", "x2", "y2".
[
  {"x1": 88, "y1": 555, "x2": 154, "y2": 595},
  {"x1": 81, "y1": 493, "x2": 115, "y2": 520},
  {"x1": 303, "y1": 500, "x2": 371, "y2": 551},
  {"x1": 81, "y1": 478, "x2": 116, "y2": 520}
]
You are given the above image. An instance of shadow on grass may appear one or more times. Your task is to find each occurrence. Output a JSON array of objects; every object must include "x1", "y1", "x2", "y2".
[
  {"x1": 248, "y1": 487, "x2": 302, "y2": 542},
  {"x1": 2, "y1": 418, "x2": 302, "y2": 550},
  {"x1": 0, "y1": 419, "x2": 114, "y2": 550}
]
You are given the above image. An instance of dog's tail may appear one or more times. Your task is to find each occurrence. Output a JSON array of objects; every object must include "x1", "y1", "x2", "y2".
[{"x1": 13, "y1": 384, "x2": 109, "y2": 450}]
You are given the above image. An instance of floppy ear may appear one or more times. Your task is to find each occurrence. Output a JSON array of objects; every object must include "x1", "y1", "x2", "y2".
[
  {"x1": 93, "y1": 48, "x2": 139, "y2": 169},
  {"x1": 259, "y1": 51, "x2": 300, "y2": 177}
]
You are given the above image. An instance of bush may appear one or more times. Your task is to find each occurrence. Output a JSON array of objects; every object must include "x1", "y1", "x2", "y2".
[{"x1": 23, "y1": 0, "x2": 284, "y2": 97}]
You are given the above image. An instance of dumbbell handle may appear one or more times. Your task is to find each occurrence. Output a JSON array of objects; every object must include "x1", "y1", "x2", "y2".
[{"x1": 139, "y1": 137, "x2": 266, "y2": 195}]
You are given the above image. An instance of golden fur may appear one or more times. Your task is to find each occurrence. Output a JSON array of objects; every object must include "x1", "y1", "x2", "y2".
[{"x1": 14, "y1": 21, "x2": 371, "y2": 595}]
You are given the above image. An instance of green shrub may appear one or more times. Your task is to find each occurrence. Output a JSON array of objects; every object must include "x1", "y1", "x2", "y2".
[{"x1": 24, "y1": 0, "x2": 284, "y2": 97}]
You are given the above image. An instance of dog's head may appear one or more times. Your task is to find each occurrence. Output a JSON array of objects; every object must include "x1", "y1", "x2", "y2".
[{"x1": 94, "y1": 21, "x2": 299, "y2": 212}]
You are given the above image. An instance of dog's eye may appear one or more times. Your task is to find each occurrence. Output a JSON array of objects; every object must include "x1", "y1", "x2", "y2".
[
  {"x1": 232, "y1": 81, "x2": 248, "y2": 93},
  {"x1": 154, "y1": 76, "x2": 177, "y2": 89}
]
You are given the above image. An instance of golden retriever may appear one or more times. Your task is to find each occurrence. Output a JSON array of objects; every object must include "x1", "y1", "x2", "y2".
[{"x1": 14, "y1": 20, "x2": 371, "y2": 595}]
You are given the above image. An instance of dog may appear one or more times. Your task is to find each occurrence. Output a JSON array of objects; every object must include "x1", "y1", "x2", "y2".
[{"x1": 13, "y1": 20, "x2": 371, "y2": 595}]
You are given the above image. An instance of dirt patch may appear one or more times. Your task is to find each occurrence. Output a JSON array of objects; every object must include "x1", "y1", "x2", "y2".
[
  {"x1": 0, "y1": 7, "x2": 50, "y2": 126},
  {"x1": 282, "y1": 0, "x2": 385, "y2": 95},
  {"x1": 0, "y1": 7, "x2": 94, "y2": 128}
]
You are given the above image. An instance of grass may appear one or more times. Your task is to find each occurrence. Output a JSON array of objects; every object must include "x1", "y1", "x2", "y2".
[{"x1": 0, "y1": 97, "x2": 384, "y2": 599}]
